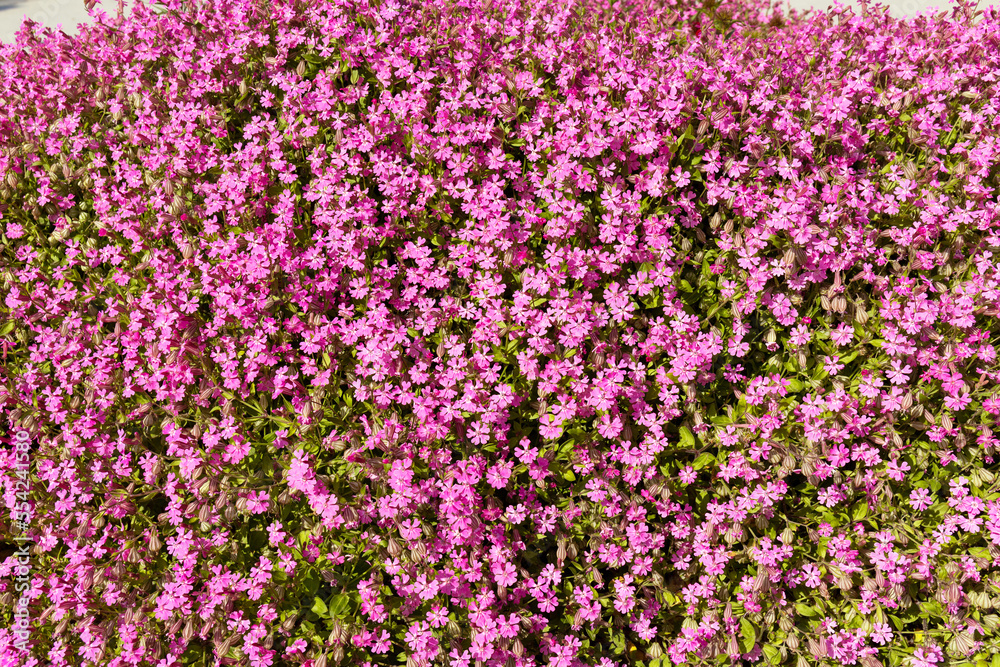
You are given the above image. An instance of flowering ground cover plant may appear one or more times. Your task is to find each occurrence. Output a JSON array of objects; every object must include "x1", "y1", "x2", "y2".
[{"x1": 1, "y1": 0, "x2": 1000, "y2": 665}]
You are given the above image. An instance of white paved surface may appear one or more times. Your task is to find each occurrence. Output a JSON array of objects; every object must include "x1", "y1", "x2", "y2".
[
  {"x1": 0, "y1": 0, "x2": 143, "y2": 44},
  {"x1": 0, "y1": 0, "x2": 991, "y2": 47}
]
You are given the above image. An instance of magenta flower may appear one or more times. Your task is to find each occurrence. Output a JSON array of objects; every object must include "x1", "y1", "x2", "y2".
[
  {"x1": 679, "y1": 465, "x2": 697, "y2": 484},
  {"x1": 910, "y1": 488, "x2": 934, "y2": 512}
]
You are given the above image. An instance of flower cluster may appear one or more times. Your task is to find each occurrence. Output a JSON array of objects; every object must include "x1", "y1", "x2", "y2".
[{"x1": 1, "y1": 0, "x2": 1000, "y2": 665}]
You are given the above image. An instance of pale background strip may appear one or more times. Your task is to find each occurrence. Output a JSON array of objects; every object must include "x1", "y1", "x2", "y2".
[{"x1": 0, "y1": 0, "x2": 991, "y2": 55}]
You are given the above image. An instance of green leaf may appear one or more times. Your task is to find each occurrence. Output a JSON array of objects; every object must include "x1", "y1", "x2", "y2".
[
  {"x1": 350, "y1": 69, "x2": 360, "y2": 84},
  {"x1": 0, "y1": 320, "x2": 14, "y2": 336},
  {"x1": 611, "y1": 631, "x2": 626, "y2": 655},
  {"x1": 839, "y1": 350, "x2": 860, "y2": 366},
  {"x1": 796, "y1": 603, "x2": 817, "y2": 617},
  {"x1": 852, "y1": 501, "x2": 869, "y2": 521},
  {"x1": 562, "y1": 470, "x2": 576, "y2": 482},
  {"x1": 763, "y1": 645, "x2": 780, "y2": 665},
  {"x1": 311, "y1": 596, "x2": 328, "y2": 616},
  {"x1": 328, "y1": 593, "x2": 350, "y2": 617},
  {"x1": 787, "y1": 378, "x2": 804, "y2": 393},
  {"x1": 679, "y1": 426, "x2": 696, "y2": 449},
  {"x1": 692, "y1": 452, "x2": 716, "y2": 470},
  {"x1": 739, "y1": 619, "x2": 756, "y2": 654},
  {"x1": 889, "y1": 615, "x2": 904, "y2": 631}
]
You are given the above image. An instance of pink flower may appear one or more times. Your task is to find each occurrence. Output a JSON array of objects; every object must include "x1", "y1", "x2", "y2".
[
  {"x1": 887, "y1": 360, "x2": 912, "y2": 385},
  {"x1": 427, "y1": 605, "x2": 448, "y2": 628},
  {"x1": 485, "y1": 460, "x2": 513, "y2": 488},
  {"x1": 831, "y1": 323, "x2": 854, "y2": 347},
  {"x1": 492, "y1": 561, "x2": 518, "y2": 587},
  {"x1": 285, "y1": 639, "x2": 307, "y2": 656},
  {"x1": 909, "y1": 488, "x2": 933, "y2": 511},
  {"x1": 944, "y1": 393, "x2": 972, "y2": 411},
  {"x1": 679, "y1": 465, "x2": 697, "y2": 484},
  {"x1": 911, "y1": 646, "x2": 943, "y2": 667},
  {"x1": 246, "y1": 490, "x2": 270, "y2": 514},
  {"x1": 870, "y1": 622, "x2": 893, "y2": 645},
  {"x1": 886, "y1": 458, "x2": 911, "y2": 482}
]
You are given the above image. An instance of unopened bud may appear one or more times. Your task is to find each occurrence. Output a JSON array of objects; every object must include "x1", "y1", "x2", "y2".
[
  {"x1": 941, "y1": 413, "x2": 953, "y2": 431},
  {"x1": 753, "y1": 568, "x2": 769, "y2": 593},
  {"x1": 388, "y1": 536, "x2": 403, "y2": 557},
  {"x1": 727, "y1": 635, "x2": 740, "y2": 658}
]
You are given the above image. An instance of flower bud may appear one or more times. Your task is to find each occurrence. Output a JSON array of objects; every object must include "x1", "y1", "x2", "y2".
[
  {"x1": 387, "y1": 536, "x2": 403, "y2": 557},
  {"x1": 314, "y1": 652, "x2": 328, "y2": 667},
  {"x1": 783, "y1": 247, "x2": 796, "y2": 267},
  {"x1": 727, "y1": 635, "x2": 740, "y2": 658},
  {"x1": 752, "y1": 569, "x2": 770, "y2": 593}
]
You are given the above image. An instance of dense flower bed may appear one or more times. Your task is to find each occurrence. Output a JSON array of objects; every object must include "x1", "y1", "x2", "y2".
[{"x1": 1, "y1": 0, "x2": 1000, "y2": 666}]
